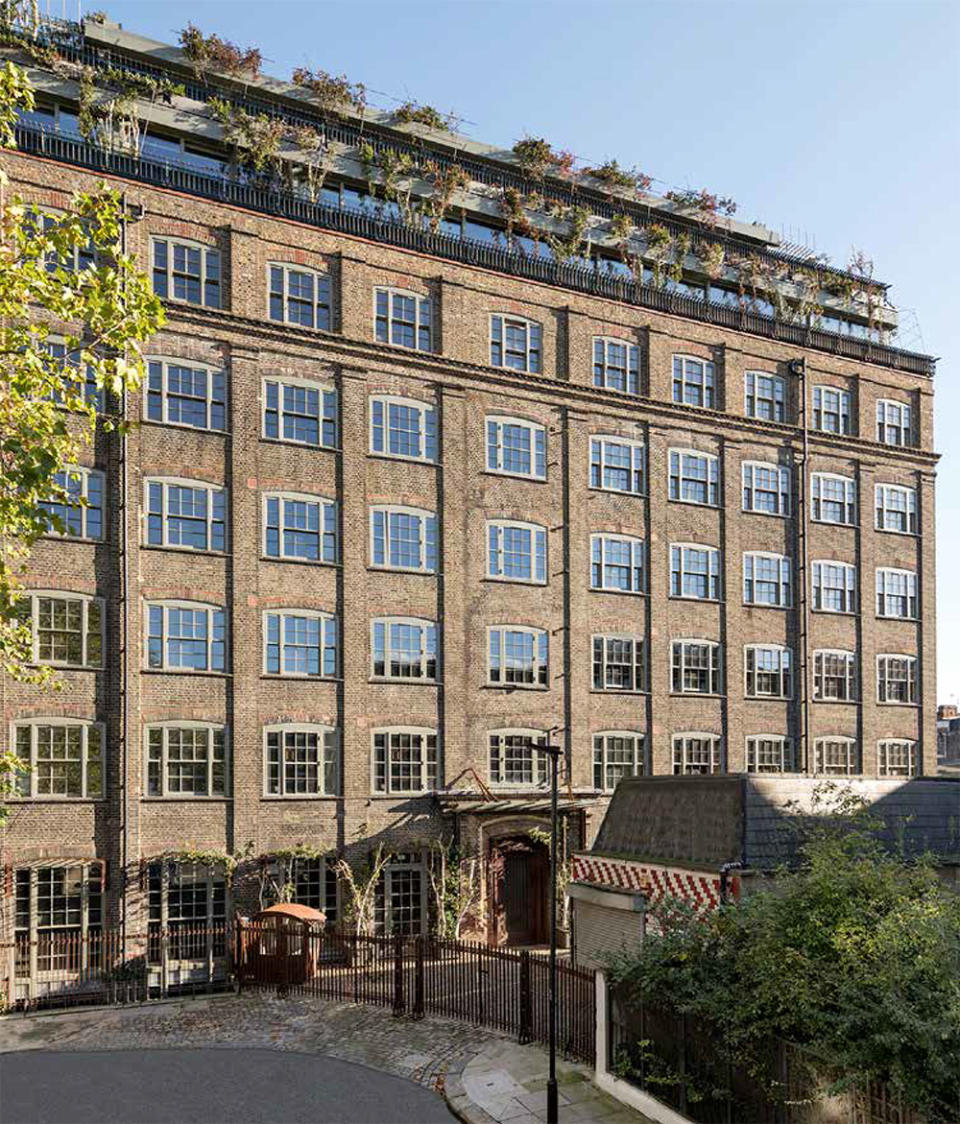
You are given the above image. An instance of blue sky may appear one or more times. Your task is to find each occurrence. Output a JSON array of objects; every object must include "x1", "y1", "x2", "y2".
[{"x1": 93, "y1": 0, "x2": 960, "y2": 698}]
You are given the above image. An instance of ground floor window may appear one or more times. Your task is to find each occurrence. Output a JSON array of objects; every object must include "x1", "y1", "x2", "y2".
[
  {"x1": 374, "y1": 853, "x2": 426, "y2": 936},
  {"x1": 14, "y1": 863, "x2": 103, "y2": 979},
  {"x1": 260, "y1": 855, "x2": 339, "y2": 923},
  {"x1": 147, "y1": 861, "x2": 227, "y2": 967}
]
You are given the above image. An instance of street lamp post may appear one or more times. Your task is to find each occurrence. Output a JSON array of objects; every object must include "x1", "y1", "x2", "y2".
[{"x1": 543, "y1": 740, "x2": 562, "y2": 1124}]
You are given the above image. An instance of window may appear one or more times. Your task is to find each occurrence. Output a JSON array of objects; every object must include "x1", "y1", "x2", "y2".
[
  {"x1": 487, "y1": 416, "x2": 546, "y2": 479},
  {"x1": 20, "y1": 592, "x2": 102, "y2": 668},
  {"x1": 264, "y1": 725, "x2": 338, "y2": 796},
  {"x1": 263, "y1": 379, "x2": 337, "y2": 448},
  {"x1": 32, "y1": 209, "x2": 96, "y2": 274},
  {"x1": 813, "y1": 737, "x2": 859, "y2": 775},
  {"x1": 877, "y1": 655, "x2": 917, "y2": 704},
  {"x1": 375, "y1": 288, "x2": 431, "y2": 351},
  {"x1": 145, "y1": 601, "x2": 226, "y2": 672},
  {"x1": 372, "y1": 618, "x2": 437, "y2": 681},
  {"x1": 490, "y1": 314, "x2": 541, "y2": 373},
  {"x1": 593, "y1": 733, "x2": 643, "y2": 791},
  {"x1": 876, "y1": 399, "x2": 912, "y2": 446},
  {"x1": 14, "y1": 864, "x2": 102, "y2": 979},
  {"x1": 370, "y1": 396, "x2": 437, "y2": 462},
  {"x1": 487, "y1": 521, "x2": 546, "y2": 584},
  {"x1": 811, "y1": 561, "x2": 857, "y2": 613},
  {"x1": 671, "y1": 640, "x2": 721, "y2": 695},
  {"x1": 744, "y1": 371, "x2": 785, "y2": 422},
  {"x1": 590, "y1": 535, "x2": 645, "y2": 593},
  {"x1": 151, "y1": 237, "x2": 220, "y2": 308},
  {"x1": 672, "y1": 355, "x2": 715, "y2": 408},
  {"x1": 488, "y1": 730, "x2": 549, "y2": 787},
  {"x1": 488, "y1": 627, "x2": 548, "y2": 687},
  {"x1": 372, "y1": 729, "x2": 439, "y2": 794},
  {"x1": 875, "y1": 484, "x2": 917, "y2": 534},
  {"x1": 878, "y1": 739, "x2": 918, "y2": 777},
  {"x1": 268, "y1": 264, "x2": 332, "y2": 329},
  {"x1": 45, "y1": 339, "x2": 102, "y2": 410},
  {"x1": 743, "y1": 553, "x2": 792, "y2": 608},
  {"x1": 590, "y1": 437, "x2": 645, "y2": 495},
  {"x1": 672, "y1": 734, "x2": 722, "y2": 775},
  {"x1": 812, "y1": 386, "x2": 851, "y2": 434},
  {"x1": 811, "y1": 474, "x2": 856, "y2": 525},
  {"x1": 264, "y1": 611, "x2": 337, "y2": 677},
  {"x1": 592, "y1": 636, "x2": 644, "y2": 692},
  {"x1": 742, "y1": 462, "x2": 790, "y2": 516},
  {"x1": 593, "y1": 337, "x2": 639, "y2": 395},
  {"x1": 375, "y1": 854, "x2": 426, "y2": 936},
  {"x1": 745, "y1": 646, "x2": 792, "y2": 699},
  {"x1": 145, "y1": 359, "x2": 227, "y2": 431},
  {"x1": 372, "y1": 507, "x2": 438, "y2": 573},
  {"x1": 813, "y1": 650, "x2": 857, "y2": 702},
  {"x1": 876, "y1": 569, "x2": 917, "y2": 619},
  {"x1": 40, "y1": 466, "x2": 103, "y2": 541},
  {"x1": 147, "y1": 861, "x2": 227, "y2": 966},
  {"x1": 145, "y1": 479, "x2": 226, "y2": 552},
  {"x1": 146, "y1": 724, "x2": 228, "y2": 797},
  {"x1": 14, "y1": 720, "x2": 103, "y2": 798},
  {"x1": 670, "y1": 544, "x2": 721, "y2": 600},
  {"x1": 668, "y1": 449, "x2": 719, "y2": 506},
  {"x1": 266, "y1": 857, "x2": 338, "y2": 922},
  {"x1": 264, "y1": 494, "x2": 337, "y2": 563},
  {"x1": 746, "y1": 736, "x2": 796, "y2": 774}
]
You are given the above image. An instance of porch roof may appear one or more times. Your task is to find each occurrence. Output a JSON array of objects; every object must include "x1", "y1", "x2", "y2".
[{"x1": 437, "y1": 795, "x2": 594, "y2": 815}]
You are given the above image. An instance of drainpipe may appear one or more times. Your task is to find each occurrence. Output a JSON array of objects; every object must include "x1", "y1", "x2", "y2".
[
  {"x1": 119, "y1": 191, "x2": 130, "y2": 952},
  {"x1": 718, "y1": 861, "x2": 742, "y2": 907},
  {"x1": 790, "y1": 358, "x2": 810, "y2": 771}
]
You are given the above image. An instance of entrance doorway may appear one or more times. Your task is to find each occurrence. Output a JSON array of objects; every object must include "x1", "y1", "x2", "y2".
[{"x1": 489, "y1": 835, "x2": 549, "y2": 946}]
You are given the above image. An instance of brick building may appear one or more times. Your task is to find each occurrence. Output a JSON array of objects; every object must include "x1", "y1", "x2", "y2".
[{"x1": 0, "y1": 17, "x2": 939, "y2": 996}]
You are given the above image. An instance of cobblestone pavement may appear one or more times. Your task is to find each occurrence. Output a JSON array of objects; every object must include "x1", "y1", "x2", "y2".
[{"x1": 0, "y1": 994, "x2": 653, "y2": 1124}]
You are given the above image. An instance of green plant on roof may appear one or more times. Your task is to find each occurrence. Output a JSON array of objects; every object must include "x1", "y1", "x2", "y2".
[{"x1": 178, "y1": 23, "x2": 262, "y2": 79}]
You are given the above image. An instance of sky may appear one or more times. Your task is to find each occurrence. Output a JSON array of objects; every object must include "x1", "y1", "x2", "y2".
[{"x1": 78, "y1": 0, "x2": 960, "y2": 699}]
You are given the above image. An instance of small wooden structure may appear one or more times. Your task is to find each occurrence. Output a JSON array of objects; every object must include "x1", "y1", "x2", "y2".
[{"x1": 235, "y1": 903, "x2": 326, "y2": 987}]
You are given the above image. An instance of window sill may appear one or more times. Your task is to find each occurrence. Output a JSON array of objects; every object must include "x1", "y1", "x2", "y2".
[
  {"x1": 876, "y1": 616, "x2": 918, "y2": 623},
  {"x1": 480, "y1": 576, "x2": 547, "y2": 587},
  {"x1": 875, "y1": 528, "x2": 918, "y2": 538},
  {"x1": 141, "y1": 668, "x2": 231, "y2": 678},
  {"x1": 588, "y1": 688, "x2": 647, "y2": 696},
  {"x1": 260, "y1": 436, "x2": 338, "y2": 453},
  {"x1": 39, "y1": 534, "x2": 103, "y2": 545},
  {"x1": 812, "y1": 697, "x2": 858, "y2": 705},
  {"x1": 367, "y1": 565, "x2": 437, "y2": 577},
  {"x1": 745, "y1": 695, "x2": 793, "y2": 702},
  {"x1": 482, "y1": 470, "x2": 548, "y2": 485},
  {"x1": 667, "y1": 499, "x2": 720, "y2": 511},
  {"x1": 260, "y1": 795, "x2": 340, "y2": 802},
  {"x1": 368, "y1": 791, "x2": 436, "y2": 799},
  {"x1": 670, "y1": 692, "x2": 725, "y2": 700},
  {"x1": 588, "y1": 485, "x2": 645, "y2": 499},
  {"x1": 877, "y1": 700, "x2": 919, "y2": 708},
  {"x1": 743, "y1": 509, "x2": 789, "y2": 519},
  {"x1": 743, "y1": 603, "x2": 791, "y2": 611},
  {"x1": 811, "y1": 519, "x2": 856, "y2": 529},
  {"x1": 368, "y1": 451, "x2": 437, "y2": 467},
  {"x1": 260, "y1": 674, "x2": 341, "y2": 683},
  {"x1": 482, "y1": 682, "x2": 549, "y2": 692},
  {"x1": 12, "y1": 797, "x2": 105, "y2": 804},
  {"x1": 262, "y1": 556, "x2": 340, "y2": 569},
  {"x1": 668, "y1": 595, "x2": 722, "y2": 605},
  {"x1": 369, "y1": 677, "x2": 439, "y2": 686},
  {"x1": 140, "y1": 419, "x2": 229, "y2": 437},
  {"x1": 25, "y1": 663, "x2": 102, "y2": 673},
  {"x1": 810, "y1": 609, "x2": 856, "y2": 617},
  {"x1": 142, "y1": 544, "x2": 229, "y2": 559},
  {"x1": 589, "y1": 586, "x2": 648, "y2": 598},
  {"x1": 142, "y1": 796, "x2": 232, "y2": 803}
]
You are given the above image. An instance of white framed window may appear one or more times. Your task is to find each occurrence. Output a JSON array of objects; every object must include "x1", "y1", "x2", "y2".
[
  {"x1": 875, "y1": 484, "x2": 917, "y2": 534},
  {"x1": 744, "y1": 371, "x2": 785, "y2": 422},
  {"x1": 876, "y1": 568, "x2": 917, "y2": 619},
  {"x1": 145, "y1": 601, "x2": 226, "y2": 673},
  {"x1": 488, "y1": 626, "x2": 548, "y2": 687},
  {"x1": 877, "y1": 655, "x2": 917, "y2": 705},
  {"x1": 742, "y1": 462, "x2": 790, "y2": 516},
  {"x1": 593, "y1": 337, "x2": 639, "y2": 395},
  {"x1": 262, "y1": 856, "x2": 338, "y2": 921},
  {"x1": 590, "y1": 436, "x2": 645, "y2": 495},
  {"x1": 668, "y1": 449, "x2": 719, "y2": 506},
  {"x1": 370, "y1": 396, "x2": 437, "y2": 462},
  {"x1": 670, "y1": 543, "x2": 721, "y2": 600},
  {"x1": 813, "y1": 650, "x2": 857, "y2": 702},
  {"x1": 745, "y1": 645, "x2": 792, "y2": 699},
  {"x1": 145, "y1": 723, "x2": 228, "y2": 798},
  {"x1": 743, "y1": 553, "x2": 792, "y2": 608},
  {"x1": 487, "y1": 520, "x2": 547, "y2": 584},
  {"x1": 812, "y1": 385, "x2": 851, "y2": 435},
  {"x1": 488, "y1": 729, "x2": 549, "y2": 787},
  {"x1": 32, "y1": 207, "x2": 96, "y2": 274},
  {"x1": 672, "y1": 354, "x2": 715, "y2": 408},
  {"x1": 263, "y1": 378, "x2": 337, "y2": 448},
  {"x1": 44, "y1": 338, "x2": 103, "y2": 410},
  {"x1": 264, "y1": 724, "x2": 338, "y2": 797},
  {"x1": 146, "y1": 861, "x2": 227, "y2": 968},
  {"x1": 592, "y1": 635, "x2": 644, "y2": 692},
  {"x1": 375, "y1": 852, "x2": 427, "y2": 936},
  {"x1": 151, "y1": 237, "x2": 220, "y2": 308},
  {"x1": 590, "y1": 534, "x2": 645, "y2": 593},
  {"x1": 811, "y1": 473, "x2": 856, "y2": 526},
  {"x1": 372, "y1": 728, "x2": 439, "y2": 794},
  {"x1": 268, "y1": 263, "x2": 332, "y2": 330},
  {"x1": 876, "y1": 399, "x2": 913, "y2": 446},
  {"x1": 145, "y1": 358, "x2": 227, "y2": 432},
  {"x1": 40, "y1": 466, "x2": 103, "y2": 541},
  {"x1": 878, "y1": 739, "x2": 918, "y2": 777},
  {"x1": 13, "y1": 720, "x2": 103, "y2": 799},
  {"x1": 672, "y1": 734, "x2": 723, "y2": 775},
  {"x1": 264, "y1": 493, "x2": 337, "y2": 563},
  {"x1": 144, "y1": 478, "x2": 226, "y2": 553},
  {"x1": 813, "y1": 737, "x2": 860, "y2": 776},
  {"x1": 371, "y1": 618, "x2": 438, "y2": 681},
  {"x1": 490, "y1": 314, "x2": 541, "y2": 373},
  {"x1": 671, "y1": 640, "x2": 721, "y2": 695},
  {"x1": 746, "y1": 736, "x2": 796, "y2": 774},
  {"x1": 264, "y1": 611, "x2": 337, "y2": 677},
  {"x1": 486, "y1": 416, "x2": 546, "y2": 479},
  {"x1": 371, "y1": 506, "x2": 438, "y2": 573},
  {"x1": 19, "y1": 591, "x2": 102, "y2": 668},
  {"x1": 593, "y1": 732, "x2": 643, "y2": 791},
  {"x1": 811, "y1": 561, "x2": 857, "y2": 613},
  {"x1": 375, "y1": 287, "x2": 431, "y2": 351},
  {"x1": 14, "y1": 863, "x2": 103, "y2": 974}
]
